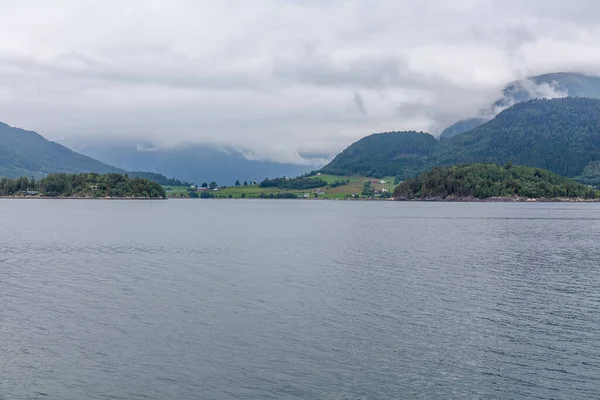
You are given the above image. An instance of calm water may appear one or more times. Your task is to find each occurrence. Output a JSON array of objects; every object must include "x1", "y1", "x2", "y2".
[{"x1": 1, "y1": 200, "x2": 599, "y2": 399}]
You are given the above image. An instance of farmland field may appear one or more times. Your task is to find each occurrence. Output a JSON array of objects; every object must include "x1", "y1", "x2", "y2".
[{"x1": 165, "y1": 175, "x2": 399, "y2": 199}]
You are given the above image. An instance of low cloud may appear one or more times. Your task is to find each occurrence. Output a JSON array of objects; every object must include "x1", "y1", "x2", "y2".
[{"x1": 0, "y1": 0, "x2": 600, "y2": 163}]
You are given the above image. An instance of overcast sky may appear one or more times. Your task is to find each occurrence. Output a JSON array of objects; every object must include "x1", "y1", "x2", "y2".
[{"x1": 1, "y1": 0, "x2": 600, "y2": 163}]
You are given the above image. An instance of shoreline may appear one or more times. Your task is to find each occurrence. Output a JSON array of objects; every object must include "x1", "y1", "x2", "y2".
[
  {"x1": 394, "y1": 195, "x2": 600, "y2": 202},
  {"x1": 0, "y1": 196, "x2": 166, "y2": 200}
]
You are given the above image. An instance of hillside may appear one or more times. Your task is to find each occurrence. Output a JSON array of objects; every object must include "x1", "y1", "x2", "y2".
[
  {"x1": 322, "y1": 98, "x2": 600, "y2": 182},
  {"x1": 0, "y1": 122, "x2": 122, "y2": 178},
  {"x1": 393, "y1": 164, "x2": 598, "y2": 201},
  {"x1": 440, "y1": 72, "x2": 600, "y2": 138},
  {"x1": 321, "y1": 131, "x2": 438, "y2": 178},
  {"x1": 436, "y1": 98, "x2": 600, "y2": 177}
]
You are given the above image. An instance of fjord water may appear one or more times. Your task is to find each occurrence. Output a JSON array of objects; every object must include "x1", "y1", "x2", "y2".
[{"x1": 1, "y1": 200, "x2": 599, "y2": 399}]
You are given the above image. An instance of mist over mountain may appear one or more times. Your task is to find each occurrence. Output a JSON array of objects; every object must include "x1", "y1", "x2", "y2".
[
  {"x1": 323, "y1": 97, "x2": 600, "y2": 183},
  {"x1": 64, "y1": 139, "x2": 321, "y2": 185},
  {"x1": 440, "y1": 72, "x2": 600, "y2": 138}
]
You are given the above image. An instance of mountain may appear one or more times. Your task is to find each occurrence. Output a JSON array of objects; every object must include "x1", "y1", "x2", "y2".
[
  {"x1": 440, "y1": 72, "x2": 600, "y2": 138},
  {"x1": 0, "y1": 122, "x2": 122, "y2": 178},
  {"x1": 440, "y1": 118, "x2": 488, "y2": 139},
  {"x1": 322, "y1": 97, "x2": 600, "y2": 182},
  {"x1": 66, "y1": 140, "x2": 319, "y2": 186},
  {"x1": 393, "y1": 163, "x2": 598, "y2": 200},
  {"x1": 322, "y1": 131, "x2": 437, "y2": 178}
]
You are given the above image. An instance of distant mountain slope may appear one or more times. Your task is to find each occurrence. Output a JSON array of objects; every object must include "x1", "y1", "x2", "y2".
[
  {"x1": 0, "y1": 122, "x2": 122, "y2": 178},
  {"x1": 321, "y1": 131, "x2": 438, "y2": 178},
  {"x1": 322, "y1": 97, "x2": 600, "y2": 181},
  {"x1": 440, "y1": 72, "x2": 600, "y2": 138},
  {"x1": 436, "y1": 98, "x2": 600, "y2": 177},
  {"x1": 440, "y1": 118, "x2": 488, "y2": 140},
  {"x1": 67, "y1": 140, "x2": 318, "y2": 185}
]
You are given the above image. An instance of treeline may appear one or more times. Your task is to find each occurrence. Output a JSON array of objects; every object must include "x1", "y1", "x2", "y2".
[
  {"x1": 394, "y1": 163, "x2": 598, "y2": 200},
  {"x1": 0, "y1": 173, "x2": 166, "y2": 198},
  {"x1": 129, "y1": 171, "x2": 191, "y2": 187},
  {"x1": 330, "y1": 179, "x2": 350, "y2": 188},
  {"x1": 260, "y1": 176, "x2": 327, "y2": 190}
]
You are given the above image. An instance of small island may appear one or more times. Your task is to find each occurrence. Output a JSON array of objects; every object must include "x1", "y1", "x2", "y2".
[
  {"x1": 0, "y1": 173, "x2": 166, "y2": 199},
  {"x1": 393, "y1": 163, "x2": 599, "y2": 201}
]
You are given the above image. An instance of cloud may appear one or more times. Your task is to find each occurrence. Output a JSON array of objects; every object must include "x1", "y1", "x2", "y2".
[
  {"x1": 352, "y1": 91, "x2": 367, "y2": 116},
  {"x1": 0, "y1": 0, "x2": 600, "y2": 163}
]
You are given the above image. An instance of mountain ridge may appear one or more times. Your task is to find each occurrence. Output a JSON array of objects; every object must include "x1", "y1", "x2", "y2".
[
  {"x1": 0, "y1": 121, "x2": 123, "y2": 178},
  {"x1": 440, "y1": 72, "x2": 600, "y2": 138},
  {"x1": 322, "y1": 97, "x2": 600, "y2": 183}
]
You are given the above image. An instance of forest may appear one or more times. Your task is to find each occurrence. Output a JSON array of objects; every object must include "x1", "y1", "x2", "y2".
[
  {"x1": 393, "y1": 163, "x2": 599, "y2": 200},
  {"x1": 0, "y1": 173, "x2": 166, "y2": 198},
  {"x1": 260, "y1": 176, "x2": 327, "y2": 190}
]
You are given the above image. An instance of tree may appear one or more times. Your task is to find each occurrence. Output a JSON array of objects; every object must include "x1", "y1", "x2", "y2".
[
  {"x1": 362, "y1": 181, "x2": 374, "y2": 196},
  {"x1": 201, "y1": 182, "x2": 208, "y2": 188},
  {"x1": 235, "y1": 180, "x2": 241, "y2": 186},
  {"x1": 243, "y1": 181, "x2": 248, "y2": 186},
  {"x1": 241, "y1": 193, "x2": 246, "y2": 198},
  {"x1": 209, "y1": 181, "x2": 218, "y2": 189}
]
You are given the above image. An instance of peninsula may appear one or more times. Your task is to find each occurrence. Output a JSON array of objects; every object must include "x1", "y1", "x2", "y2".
[
  {"x1": 0, "y1": 173, "x2": 166, "y2": 199},
  {"x1": 393, "y1": 163, "x2": 599, "y2": 201}
]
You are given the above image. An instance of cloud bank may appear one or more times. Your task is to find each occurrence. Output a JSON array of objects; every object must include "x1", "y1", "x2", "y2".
[{"x1": 1, "y1": 0, "x2": 600, "y2": 163}]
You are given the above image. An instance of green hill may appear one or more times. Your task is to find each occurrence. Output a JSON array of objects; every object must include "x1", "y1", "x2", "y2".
[
  {"x1": 321, "y1": 131, "x2": 438, "y2": 178},
  {"x1": 440, "y1": 72, "x2": 600, "y2": 138},
  {"x1": 0, "y1": 122, "x2": 122, "y2": 177},
  {"x1": 393, "y1": 163, "x2": 598, "y2": 200},
  {"x1": 322, "y1": 98, "x2": 600, "y2": 183}
]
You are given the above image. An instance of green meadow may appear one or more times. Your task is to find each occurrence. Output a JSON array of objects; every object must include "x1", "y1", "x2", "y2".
[{"x1": 164, "y1": 175, "x2": 399, "y2": 199}]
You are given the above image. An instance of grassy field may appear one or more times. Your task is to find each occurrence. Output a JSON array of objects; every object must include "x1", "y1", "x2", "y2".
[
  {"x1": 163, "y1": 185, "x2": 191, "y2": 197},
  {"x1": 164, "y1": 175, "x2": 399, "y2": 199}
]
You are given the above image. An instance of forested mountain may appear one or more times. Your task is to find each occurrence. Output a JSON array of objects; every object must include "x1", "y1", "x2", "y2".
[
  {"x1": 393, "y1": 163, "x2": 598, "y2": 200},
  {"x1": 436, "y1": 98, "x2": 600, "y2": 177},
  {"x1": 440, "y1": 72, "x2": 600, "y2": 138},
  {"x1": 322, "y1": 98, "x2": 600, "y2": 182},
  {"x1": 321, "y1": 131, "x2": 438, "y2": 178},
  {"x1": 440, "y1": 118, "x2": 488, "y2": 140},
  {"x1": 0, "y1": 122, "x2": 122, "y2": 178}
]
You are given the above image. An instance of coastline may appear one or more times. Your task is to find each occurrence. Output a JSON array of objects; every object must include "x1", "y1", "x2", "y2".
[
  {"x1": 0, "y1": 196, "x2": 166, "y2": 200},
  {"x1": 394, "y1": 195, "x2": 600, "y2": 202}
]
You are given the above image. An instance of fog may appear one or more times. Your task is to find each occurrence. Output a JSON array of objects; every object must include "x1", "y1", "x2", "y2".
[{"x1": 1, "y1": 0, "x2": 599, "y2": 163}]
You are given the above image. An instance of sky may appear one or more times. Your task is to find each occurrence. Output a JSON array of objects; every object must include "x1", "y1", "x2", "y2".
[{"x1": 1, "y1": 0, "x2": 600, "y2": 163}]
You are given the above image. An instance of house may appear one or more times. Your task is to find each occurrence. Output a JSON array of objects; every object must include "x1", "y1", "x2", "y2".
[
  {"x1": 316, "y1": 190, "x2": 326, "y2": 195},
  {"x1": 25, "y1": 190, "x2": 39, "y2": 196},
  {"x1": 381, "y1": 188, "x2": 388, "y2": 193},
  {"x1": 379, "y1": 180, "x2": 387, "y2": 184},
  {"x1": 213, "y1": 188, "x2": 220, "y2": 191},
  {"x1": 197, "y1": 187, "x2": 209, "y2": 191},
  {"x1": 303, "y1": 193, "x2": 310, "y2": 198}
]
